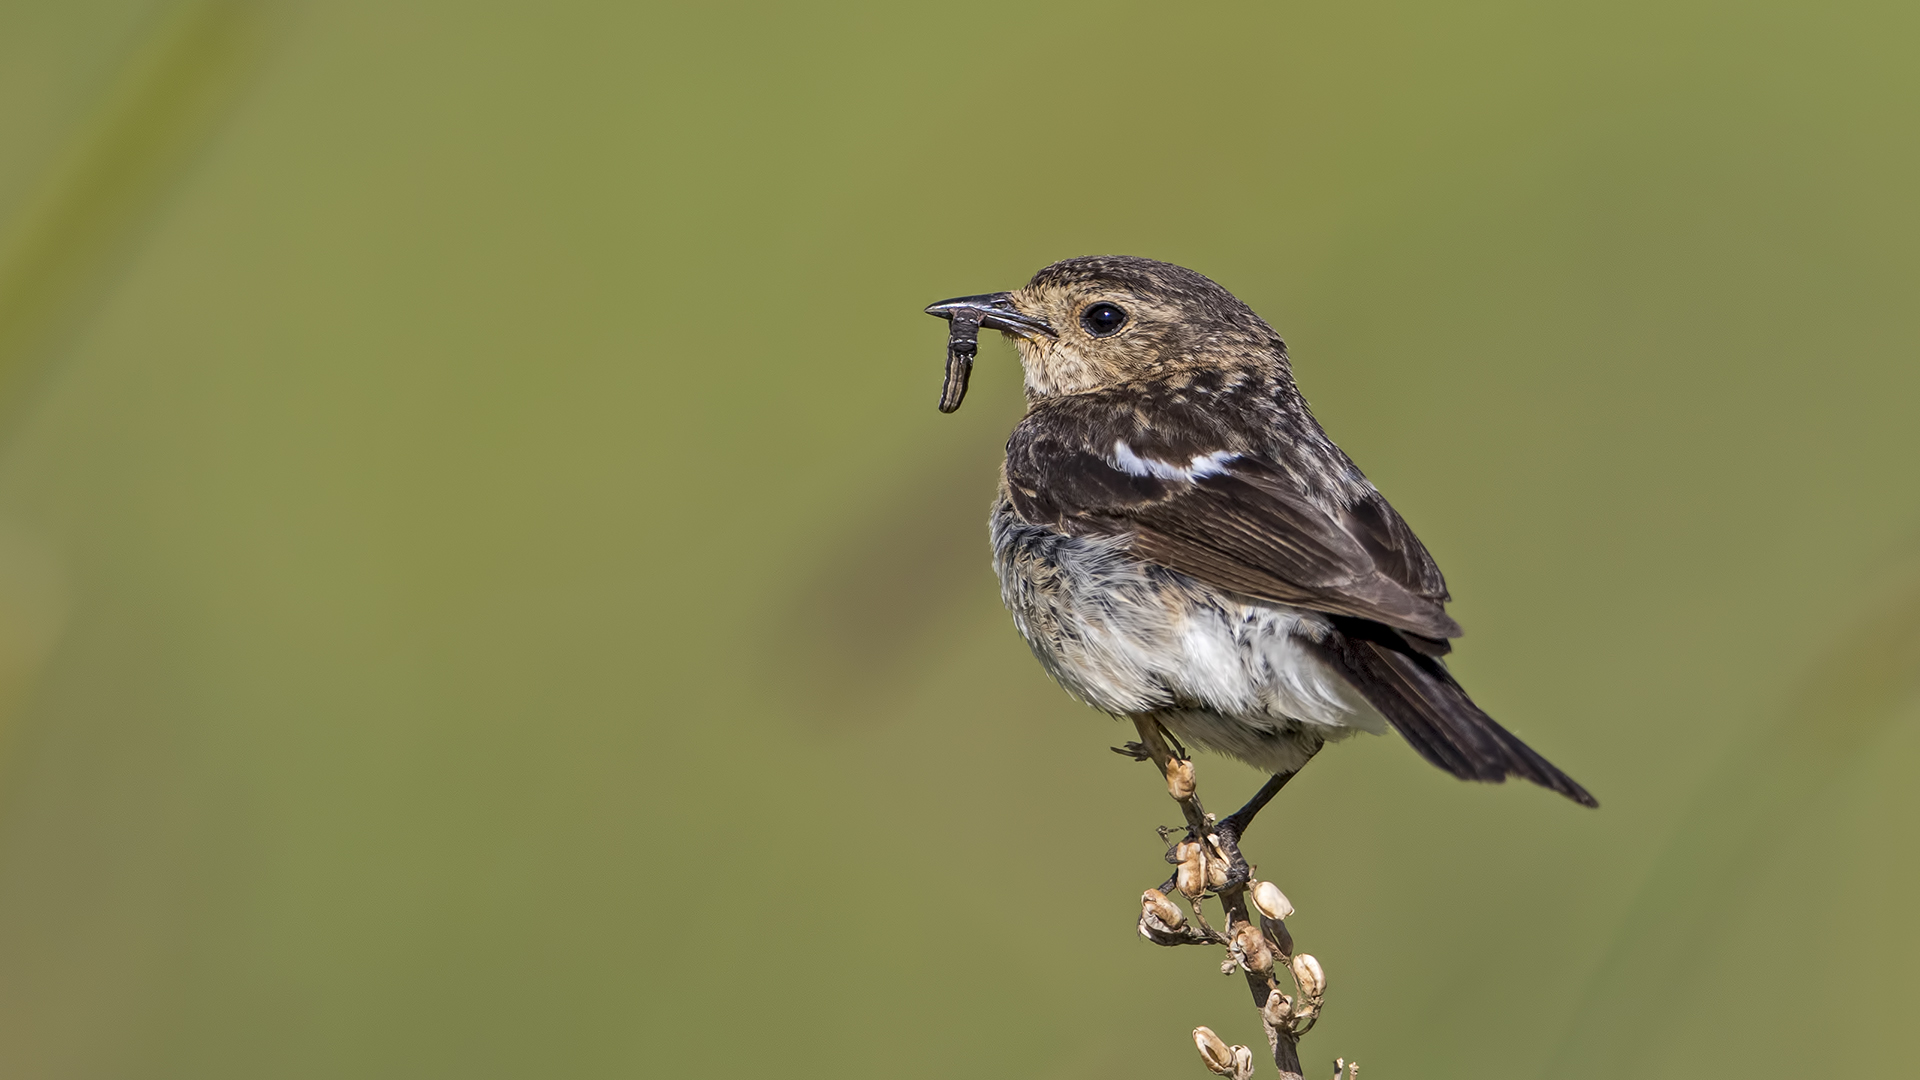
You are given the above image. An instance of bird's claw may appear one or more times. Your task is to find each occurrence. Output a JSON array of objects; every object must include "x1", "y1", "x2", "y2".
[{"x1": 1211, "y1": 823, "x2": 1254, "y2": 890}]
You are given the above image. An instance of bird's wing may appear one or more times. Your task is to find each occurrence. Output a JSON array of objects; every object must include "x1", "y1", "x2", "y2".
[{"x1": 1004, "y1": 392, "x2": 1460, "y2": 644}]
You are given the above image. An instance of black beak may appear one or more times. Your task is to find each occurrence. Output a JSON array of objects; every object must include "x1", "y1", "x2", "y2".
[
  {"x1": 923, "y1": 292, "x2": 1056, "y2": 340},
  {"x1": 923, "y1": 292, "x2": 1054, "y2": 413}
]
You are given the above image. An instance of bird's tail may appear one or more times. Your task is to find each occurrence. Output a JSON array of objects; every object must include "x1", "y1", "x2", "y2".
[{"x1": 1310, "y1": 622, "x2": 1598, "y2": 807}]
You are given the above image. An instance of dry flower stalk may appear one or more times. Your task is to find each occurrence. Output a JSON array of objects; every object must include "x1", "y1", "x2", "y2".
[{"x1": 1131, "y1": 717, "x2": 1352, "y2": 1080}]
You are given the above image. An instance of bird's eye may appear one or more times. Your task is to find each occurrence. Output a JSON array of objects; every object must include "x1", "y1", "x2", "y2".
[{"x1": 1080, "y1": 302, "x2": 1128, "y2": 337}]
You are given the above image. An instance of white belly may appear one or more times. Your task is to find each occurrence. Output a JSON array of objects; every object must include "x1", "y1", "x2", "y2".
[{"x1": 991, "y1": 506, "x2": 1385, "y2": 773}]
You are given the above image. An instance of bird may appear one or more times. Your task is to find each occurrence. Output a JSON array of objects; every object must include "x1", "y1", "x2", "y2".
[{"x1": 925, "y1": 256, "x2": 1595, "y2": 877}]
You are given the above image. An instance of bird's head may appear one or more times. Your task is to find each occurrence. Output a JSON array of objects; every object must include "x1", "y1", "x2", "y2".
[{"x1": 925, "y1": 255, "x2": 1287, "y2": 409}]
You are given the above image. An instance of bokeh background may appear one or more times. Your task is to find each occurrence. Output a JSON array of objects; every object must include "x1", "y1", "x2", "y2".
[{"x1": 0, "y1": 1, "x2": 1915, "y2": 1076}]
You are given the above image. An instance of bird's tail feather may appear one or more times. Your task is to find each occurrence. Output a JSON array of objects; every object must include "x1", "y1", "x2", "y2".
[{"x1": 1311, "y1": 624, "x2": 1598, "y2": 807}]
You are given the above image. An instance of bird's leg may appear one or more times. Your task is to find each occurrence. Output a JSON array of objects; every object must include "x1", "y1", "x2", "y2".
[
  {"x1": 1220, "y1": 770, "x2": 1296, "y2": 837},
  {"x1": 1208, "y1": 768, "x2": 1304, "y2": 889},
  {"x1": 1130, "y1": 726, "x2": 1320, "y2": 892}
]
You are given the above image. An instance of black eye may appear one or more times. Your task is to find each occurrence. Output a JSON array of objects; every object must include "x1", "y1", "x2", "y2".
[{"x1": 1080, "y1": 302, "x2": 1128, "y2": 337}]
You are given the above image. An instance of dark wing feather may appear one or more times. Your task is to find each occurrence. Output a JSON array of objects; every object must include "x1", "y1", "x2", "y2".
[{"x1": 1004, "y1": 400, "x2": 1460, "y2": 643}]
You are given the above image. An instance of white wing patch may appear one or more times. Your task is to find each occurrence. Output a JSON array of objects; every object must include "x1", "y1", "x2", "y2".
[{"x1": 1111, "y1": 440, "x2": 1238, "y2": 482}]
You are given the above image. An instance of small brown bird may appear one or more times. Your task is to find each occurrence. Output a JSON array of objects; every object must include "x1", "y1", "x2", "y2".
[{"x1": 927, "y1": 256, "x2": 1594, "y2": 877}]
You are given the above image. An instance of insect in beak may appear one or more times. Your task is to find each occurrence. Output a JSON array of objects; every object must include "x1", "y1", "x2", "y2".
[{"x1": 923, "y1": 293, "x2": 1054, "y2": 413}]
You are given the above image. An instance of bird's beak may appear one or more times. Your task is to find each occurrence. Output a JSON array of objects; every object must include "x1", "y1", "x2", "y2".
[
  {"x1": 923, "y1": 292, "x2": 1056, "y2": 340},
  {"x1": 923, "y1": 292, "x2": 1054, "y2": 414}
]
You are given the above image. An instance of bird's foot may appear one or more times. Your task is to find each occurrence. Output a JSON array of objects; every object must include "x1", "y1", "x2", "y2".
[
  {"x1": 1114, "y1": 728, "x2": 1191, "y2": 762},
  {"x1": 1209, "y1": 819, "x2": 1255, "y2": 890}
]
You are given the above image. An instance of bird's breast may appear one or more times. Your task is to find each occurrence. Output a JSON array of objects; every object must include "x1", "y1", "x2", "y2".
[{"x1": 988, "y1": 500, "x2": 1385, "y2": 736}]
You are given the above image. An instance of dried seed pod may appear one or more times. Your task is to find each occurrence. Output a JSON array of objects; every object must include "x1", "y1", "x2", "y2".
[
  {"x1": 1174, "y1": 840, "x2": 1207, "y2": 899},
  {"x1": 1141, "y1": 889, "x2": 1185, "y2": 930},
  {"x1": 1166, "y1": 757, "x2": 1196, "y2": 800},
  {"x1": 1176, "y1": 861, "x2": 1206, "y2": 899},
  {"x1": 1205, "y1": 859, "x2": 1230, "y2": 889},
  {"x1": 1193, "y1": 1027, "x2": 1234, "y2": 1075},
  {"x1": 1203, "y1": 835, "x2": 1232, "y2": 888},
  {"x1": 1228, "y1": 1044, "x2": 1256, "y2": 1080},
  {"x1": 1232, "y1": 921, "x2": 1275, "y2": 975},
  {"x1": 1249, "y1": 880, "x2": 1295, "y2": 921},
  {"x1": 1261, "y1": 988, "x2": 1293, "y2": 1029},
  {"x1": 1290, "y1": 952, "x2": 1327, "y2": 1002}
]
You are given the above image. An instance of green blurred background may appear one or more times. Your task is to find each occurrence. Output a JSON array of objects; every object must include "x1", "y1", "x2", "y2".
[{"x1": 0, "y1": 1, "x2": 1915, "y2": 1076}]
